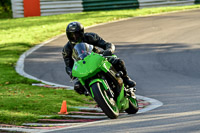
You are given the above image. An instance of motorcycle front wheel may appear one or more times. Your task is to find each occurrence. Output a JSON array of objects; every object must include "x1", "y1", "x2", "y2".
[{"x1": 91, "y1": 82, "x2": 119, "y2": 119}]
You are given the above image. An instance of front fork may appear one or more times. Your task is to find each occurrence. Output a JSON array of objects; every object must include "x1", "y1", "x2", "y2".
[
  {"x1": 80, "y1": 75, "x2": 130, "y2": 111},
  {"x1": 116, "y1": 84, "x2": 129, "y2": 111}
]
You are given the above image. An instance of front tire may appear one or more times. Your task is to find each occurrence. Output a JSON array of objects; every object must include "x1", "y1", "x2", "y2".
[{"x1": 91, "y1": 82, "x2": 119, "y2": 119}]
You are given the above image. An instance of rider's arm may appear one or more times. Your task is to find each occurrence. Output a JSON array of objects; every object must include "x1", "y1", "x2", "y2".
[
  {"x1": 62, "y1": 43, "x2": 74, "y2": 78},
  {"x1": 84, "y1": 33, "x2": 115, "y2": 54}
]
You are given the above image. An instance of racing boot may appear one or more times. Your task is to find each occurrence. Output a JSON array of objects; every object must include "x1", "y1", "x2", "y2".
[{"x1": 122, "y1": 76, "x2": 136, "y2": 88}]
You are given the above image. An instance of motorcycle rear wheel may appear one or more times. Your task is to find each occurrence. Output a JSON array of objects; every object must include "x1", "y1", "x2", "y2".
[
  {"x1": 125, "y1": 95, "x2": 139, "y2": 114},
  {"x1": 91, "y1": 82, "x2": 119, "y2": 119}
]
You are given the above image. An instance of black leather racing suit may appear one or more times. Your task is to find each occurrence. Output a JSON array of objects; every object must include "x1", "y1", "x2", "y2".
[{"x1": 62, "y1": 32, "x2": 131, "y2": 94}]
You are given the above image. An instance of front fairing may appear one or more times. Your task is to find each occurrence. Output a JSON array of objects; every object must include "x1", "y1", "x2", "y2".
[{"x1": 72, "y1": 52, "x2": 105, "y2": 78}]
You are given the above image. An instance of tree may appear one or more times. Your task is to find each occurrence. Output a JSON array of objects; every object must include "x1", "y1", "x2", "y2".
[{"x1": 0, "y1": 0, "x2": 11, "y2": 12}]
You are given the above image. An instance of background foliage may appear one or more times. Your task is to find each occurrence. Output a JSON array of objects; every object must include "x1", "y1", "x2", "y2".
[{"x1": 0, "y1": 0, "x2": 12, "y2": 18}]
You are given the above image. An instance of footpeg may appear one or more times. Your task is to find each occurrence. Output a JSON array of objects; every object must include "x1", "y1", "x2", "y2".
[
  {"x1": 132, "y1": 87, "x2": 136, "y2": 92},
  {"x1": 125, "y1": 87, "x2": 136, "y2": 97},
  {"x1": 116, "y1": 71, "x2": 123, "y2": 77}
]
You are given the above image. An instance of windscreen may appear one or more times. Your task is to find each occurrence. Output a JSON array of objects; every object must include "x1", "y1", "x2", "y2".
[{"x1": 72, "y1": 43, "x2": 93, "y2": 61}]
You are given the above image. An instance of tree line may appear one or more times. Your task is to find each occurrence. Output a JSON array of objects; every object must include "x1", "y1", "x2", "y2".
[{"x1": 0, "y1": 0, "x2": 11, "y2": 12}]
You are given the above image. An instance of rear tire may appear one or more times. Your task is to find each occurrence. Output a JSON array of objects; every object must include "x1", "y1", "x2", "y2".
[
  {"x1": 125, "y1": 96, "x2": 139, "y2": 114},
  {"x1": 91, "y1": 82, "x2": 119, "y2": 119}
]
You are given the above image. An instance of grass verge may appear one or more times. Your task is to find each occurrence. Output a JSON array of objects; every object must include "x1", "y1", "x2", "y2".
[
  {"x1": 0, "y1": 84, "x2": 95, "y2": 125},
  {"x1": 0, "y1": 5, "x2": 200, "y2": 125}
]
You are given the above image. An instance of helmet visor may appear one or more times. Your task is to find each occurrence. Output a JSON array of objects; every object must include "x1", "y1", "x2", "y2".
[{"x1": 67, "y1": 31, "x2": 82, "y2": 43}]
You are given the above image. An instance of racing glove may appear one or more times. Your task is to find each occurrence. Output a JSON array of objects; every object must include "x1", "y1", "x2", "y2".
[{"x1": 101, "y1": 50, "x2": 112, "y2": 56}]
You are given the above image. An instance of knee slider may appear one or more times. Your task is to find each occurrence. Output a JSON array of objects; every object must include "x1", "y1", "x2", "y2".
[{"x1": 118, "y1": 59, "x2": 125, "y2": 66}]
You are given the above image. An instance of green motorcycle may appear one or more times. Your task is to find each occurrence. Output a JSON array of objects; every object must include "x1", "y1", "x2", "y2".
[{"x1": 72, "y1": 43, "x2": 139, "y2": 119}]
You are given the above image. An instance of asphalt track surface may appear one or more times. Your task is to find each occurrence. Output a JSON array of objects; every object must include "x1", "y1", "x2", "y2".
[{"x1": 24, "y1": 10, "x2": 200, "y2": 133}]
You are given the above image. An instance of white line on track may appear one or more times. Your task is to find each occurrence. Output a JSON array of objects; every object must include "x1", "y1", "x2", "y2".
[{"x1": 39, "y1": 96, "x2": 163, "y2": 133}]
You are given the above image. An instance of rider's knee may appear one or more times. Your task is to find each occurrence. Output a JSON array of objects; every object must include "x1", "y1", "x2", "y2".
[
  {"x1": 108, "y1": 57, "x2": 119, "y2": 65},
  {"x1": 118, "y1": 59, "x2": 125, "y2": 66}
]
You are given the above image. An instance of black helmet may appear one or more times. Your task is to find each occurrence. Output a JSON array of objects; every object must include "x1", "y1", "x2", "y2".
[{"x1": 66, "y1": 22, "x2": 84, "y2": 44}]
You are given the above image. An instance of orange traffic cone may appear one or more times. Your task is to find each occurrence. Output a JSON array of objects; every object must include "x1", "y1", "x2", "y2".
[{"x1": 58, "y1": 100, "x2": 69, "y2": 115}]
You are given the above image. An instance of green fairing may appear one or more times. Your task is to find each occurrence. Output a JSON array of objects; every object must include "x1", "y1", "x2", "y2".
[
  {"x1": 72, "y1": 52, "x2": 112, "y2": 86},
  {"x1": 100, "y1": 61, "x2": 112, "y2": 73},
  {"x1": 72, "y1": 52, "x2": 112, "y2": 79},
  {"x1": 72, "y1": 53, "x2": 105, "y2": 78}
]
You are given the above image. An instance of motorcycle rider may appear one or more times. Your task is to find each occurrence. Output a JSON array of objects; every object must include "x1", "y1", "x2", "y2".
[{"x1": 62, "y1": 22, "x2": 136, "y2": 95}]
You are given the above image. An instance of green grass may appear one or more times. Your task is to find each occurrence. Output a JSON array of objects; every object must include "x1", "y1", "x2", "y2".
[
  {"x1": 0, "y1": 5, "x2": 200, "y2": 125},
  {"x1": 0, "y1": 84, "x2": 95, "y2": 125}
]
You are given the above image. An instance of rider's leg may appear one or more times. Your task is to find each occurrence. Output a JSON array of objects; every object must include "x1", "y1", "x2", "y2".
[{"x1": 108, "y1": 57, "x2": 136, "y2": 88}]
